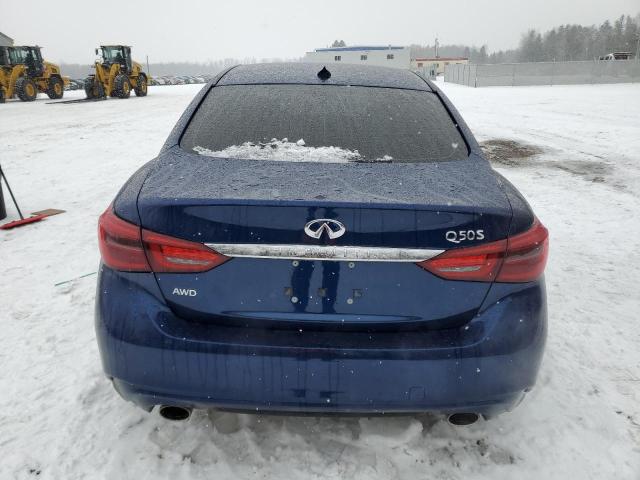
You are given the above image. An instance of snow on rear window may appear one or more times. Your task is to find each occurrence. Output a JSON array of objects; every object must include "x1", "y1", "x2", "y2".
[
  {"x1": 193, "y1": 139, "x2": 393, "y2": 163},
  {"x1": 180, "y1": 84, "x2": 468, "y2": 163}
]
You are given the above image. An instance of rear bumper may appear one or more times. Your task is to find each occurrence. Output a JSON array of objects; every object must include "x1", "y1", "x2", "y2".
[{"x1": 95, "y1": 267, "x2": 547, "y2": 415}]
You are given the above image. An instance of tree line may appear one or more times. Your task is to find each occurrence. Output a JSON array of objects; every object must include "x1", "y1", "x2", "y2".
[
  {"x1": 410, "y1": 13, "x2": 639, "y2": 64},
  {"x1": 518, "y1": 14, "x2": 639, "y2": 62}
]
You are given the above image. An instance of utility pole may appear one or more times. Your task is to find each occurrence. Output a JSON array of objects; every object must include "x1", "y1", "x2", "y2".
[
  {"x1": 146, "y1": 55, "x2": 150, "y2": 75},
  {"x1": 435, "y1": 36, "x2": 439, "y2": 58}
]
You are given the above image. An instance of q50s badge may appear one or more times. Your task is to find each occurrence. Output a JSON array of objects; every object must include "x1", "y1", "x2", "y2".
[{"x1": 445, "y1": 230, "x2": 485, "y2": 244}]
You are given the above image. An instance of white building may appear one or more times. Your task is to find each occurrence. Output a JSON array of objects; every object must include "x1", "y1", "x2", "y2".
[
  {"x1": 0, "y1": 31, "x2": 14, "y2": 47},
  {"x1": 303, "y1": 46, "x2": 410, "y2": 69}
]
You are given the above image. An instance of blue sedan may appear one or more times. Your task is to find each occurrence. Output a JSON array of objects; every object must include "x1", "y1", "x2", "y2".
[{"x1": 95, "y1": 63, "x2": 548, "y2": 425}]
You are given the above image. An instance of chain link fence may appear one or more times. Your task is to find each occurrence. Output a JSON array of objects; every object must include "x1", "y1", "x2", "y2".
[{"x1": 445, "y1": 60, "x2": 640, "y2": 87}]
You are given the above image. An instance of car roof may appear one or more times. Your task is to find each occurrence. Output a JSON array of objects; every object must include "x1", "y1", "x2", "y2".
[{"x1": 217, "y1": 62, "x2": 432, "y2": 91}]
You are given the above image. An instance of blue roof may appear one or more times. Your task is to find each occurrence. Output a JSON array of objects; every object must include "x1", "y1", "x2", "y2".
[
  {"x1": 314, "y1": 45, "x2": 405, "y2": 52},
  {"x1": 217, "y1": 62, "x2": 431, "y2": 91}
]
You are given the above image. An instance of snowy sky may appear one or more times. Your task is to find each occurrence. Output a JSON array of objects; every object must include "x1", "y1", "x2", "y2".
[{"x1": 3, "y1": 0, "x2": 639, "y2": 63}]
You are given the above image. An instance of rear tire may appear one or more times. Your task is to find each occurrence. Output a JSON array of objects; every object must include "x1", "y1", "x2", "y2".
[
  {"x1": 134, "y1": 74, "x2": 147, "y2": 97},
  {"x1": 15, "y1": 77, "x2": 38, "y2": 102},
  {"x1": 113, "y1": 74, "x2": 131, "y2": 99},
  {"x1": 46, "y1": 76, "x2": 64, "y2": 99}
]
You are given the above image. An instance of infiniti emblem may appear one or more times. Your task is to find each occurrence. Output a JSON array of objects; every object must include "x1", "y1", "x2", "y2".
[{"x1": 304, "y1": 219, "x2": 346, "y2": 240}]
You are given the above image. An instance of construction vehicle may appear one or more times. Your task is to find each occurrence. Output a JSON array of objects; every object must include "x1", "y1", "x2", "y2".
[
  {"x1": 84, "y1": 46, "x2": 149, "y2": 99},
  {"x1": 0, "y1": 46, "x2": 69, "y2": 103}
]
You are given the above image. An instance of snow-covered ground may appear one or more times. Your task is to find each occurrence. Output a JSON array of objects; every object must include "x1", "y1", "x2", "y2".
[{"x1": 1, "y1": 82, "x2": 639, "y2": 479}]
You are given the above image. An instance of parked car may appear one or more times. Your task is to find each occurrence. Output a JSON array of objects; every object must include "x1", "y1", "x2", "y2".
[
  {"x1": 598, "y1": 52, "x2": 634, "y2": 60},
  {"x1": 95, "y1": 63, "x2": 549, "y2": 424}
]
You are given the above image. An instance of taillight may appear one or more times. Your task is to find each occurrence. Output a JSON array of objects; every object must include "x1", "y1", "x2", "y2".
[
  {"x1": 495, "y1": 219, "x2": 549, "y2": 282},
  {"x1": 142, "y1": 230, "x2": 229, "y2": 273},
  {"x1": 98, "y1": 206, "x2": 229, "y2": 273},
  {"x1": 418, "y1": 238, "x2": 507, "y2": 282},
  {"x1": 418, "y1": 219, "x2": 548, "y2": 283},
  {"x1": 98, "y1": 207, "x2": 149, "y2": 272}
]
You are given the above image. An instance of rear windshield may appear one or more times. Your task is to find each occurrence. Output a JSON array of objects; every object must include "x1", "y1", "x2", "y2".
[{"x1": 180, "y1": 84, "x2": 468, "y2": 163}]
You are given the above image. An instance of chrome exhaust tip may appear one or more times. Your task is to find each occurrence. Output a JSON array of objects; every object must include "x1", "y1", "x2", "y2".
[
  {"x1": 447, "y1": 412, "x2": 479, "y2": 426},
  {"x1": 158, "y1": 405, "x2": 192, "y2": 421}
]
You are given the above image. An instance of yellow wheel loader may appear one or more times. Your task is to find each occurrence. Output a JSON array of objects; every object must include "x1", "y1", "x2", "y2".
[
  {"x1": 0, "y1": 46, "x2": 69, "y2": 103},
  {"x1": 85, "y1": 46, "x2": 149, "y2": 99}
]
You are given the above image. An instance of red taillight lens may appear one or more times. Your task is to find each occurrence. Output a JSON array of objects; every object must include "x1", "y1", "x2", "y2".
[
  {"x1": 495, "y1": 219, "x2": 549, "y2": 282},
  {"x1": 98, "y1": 207, "x2": 150, "y2": 272},
  {"x1": 98, "y1": 206, "x2": 229, "y2": 273},
  {"x1": 417, "y1": 219, "x2": 549, "y2": 283},
  {"x1": 418, "y1": 239, "x2": 507, "y2": 281},
  {"x1": 141, "y1": 230, "x2": 229, "y2": 273}
]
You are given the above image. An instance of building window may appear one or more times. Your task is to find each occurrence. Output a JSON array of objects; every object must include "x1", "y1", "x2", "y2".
[
  {"x1": 417, "y1": 62, "x2": 423, "y2": 68},
  {"x1": 387, "y1": 54, "x2": 394, "y2": 60},
  {"x1": 334, "y1": 55, "x2": 341, "y2": 61},
  {"x1": 360, "y1": 55, "x2": 368, "y2": 61}
]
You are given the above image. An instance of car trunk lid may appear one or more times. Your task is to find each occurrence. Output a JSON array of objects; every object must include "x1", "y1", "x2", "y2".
[{"x1": 135, "y1": 151, "x2": 511, "y2": 329}]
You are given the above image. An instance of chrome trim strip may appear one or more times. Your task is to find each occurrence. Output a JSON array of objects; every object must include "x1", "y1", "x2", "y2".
[{"x1": 205, "y1": 243, "x2": 444, "y2": 262}]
